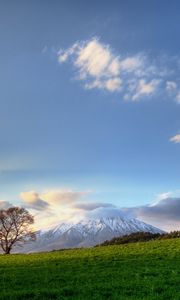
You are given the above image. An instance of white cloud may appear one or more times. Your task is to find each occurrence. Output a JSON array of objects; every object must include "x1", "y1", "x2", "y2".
[
  {"x1": 59, "y1": 38, "x2": 122, "y2": 81},
  {"x1": 121, "y1": 55, "x2": 143, "y2": 72},
  {"x1": 105, "y1": 78, "x2": 122, "y2": 91},
  {"x1": 84, "y1": 207, "x2": 133, "y2": 220},
  {"x1": 58, "y1": 43, "x2": 79, "y2": 63},
  {"x1": 170, "y1": 134, "x2": 180, "y2": 143},
  {"x1": 150, "y1": 192, "x2": 173, "y2": 207},
  {"x1": 132, "y1": 79, "x2": 160, "y2": 101},
  {"x1": 74, "y1": 39, "x2": 113, "y2": 77},
  {"x1": 58, "y1": 52, "x2": 69, "y2": 63},
  {"x1": 157, "y1": 192, "x2": 173, "y2": 200},
  {"x1": 108, "y1": 58, "x2": 121, "y2": 76},
  {"x1": 175, "y1": 92, "x2": 180, "y2": 104},
  {"x1": 60, "y1": 38, "x2": 123, "y2": 93},
  {"x1": 57, "y1": 37, "x2": 180, "y2": 105},
  {"x1": 166, "y1": 81, "x2": 177, "y2": 92},
  {"x1": 85, "y1": 77, "x2": 122, "y2": 92},
  {"x1": 166, "y1": 81, "x2": 180, "y2": 104}
]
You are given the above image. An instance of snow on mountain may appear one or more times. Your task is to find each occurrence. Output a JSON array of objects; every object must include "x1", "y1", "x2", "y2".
[{"x1": 21, "y1": 216, "x2": 164, "y2": 253}]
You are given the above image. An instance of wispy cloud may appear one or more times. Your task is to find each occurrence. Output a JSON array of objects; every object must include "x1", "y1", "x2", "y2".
[
  {"x1": 131, "y1": 79, "x2": 160, "y2": 101},
  {"x1": 175, "y1": 92, "x2": 180, "y2": 104},
  {"x1": 155, "y1": 192, "x2": 173, "y2": 201},
  {"x1": 166, "y1": 81, "x2": 177, "y2": 93},
  {"x1": 20, "y1": 191, "x2": 50, "y2": 211},
  {"x1": 165, "y1": 80, "x2": 180, "y2": 104},
  {"x1": 170, "y1": 134, "x2": 180, "y2": 143},
  {"x1": 58, "y1": 38, "x2": 122, "y2": 92},
  {"x1": 57, "y1": 37, "x2": 180, "y2": 102},
  {"x1": 0, "y1": 200, "x2": 12, "y2": 209}
]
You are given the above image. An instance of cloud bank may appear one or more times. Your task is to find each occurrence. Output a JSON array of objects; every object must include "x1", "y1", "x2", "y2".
[
  {"x1": 17, "y1": 188, "x2": 180, "y2": 231},
  {"x1": 58, "y1": 37, "x2": 180, "y2": 102},
  {"x1": 1, "y1": 187, "x2": 179, "y2": 232},
  {"x1": 19, "y1": 189, "x2": 127, "y2": 229},
  {"x1": 20, "y1": 189, "x2": 115, "y2": 229},
  {"x1": 122, "y1": 196, "x2": 180, "y2": 232}
]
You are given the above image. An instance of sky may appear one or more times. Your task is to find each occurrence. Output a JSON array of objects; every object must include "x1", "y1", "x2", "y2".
[{"x1": 0, "y1": 0, "x2": 180, "y2": 231}]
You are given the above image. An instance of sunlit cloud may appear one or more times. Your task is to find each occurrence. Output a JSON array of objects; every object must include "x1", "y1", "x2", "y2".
[
  {"x1": 42, "y1": 190, "x2": 87, "y2": 206},
  {"x1": 20, "y1": 189, "x2": 99, "y2": 229},
  {"x1": 57, "y1": 37, "x2": 180, "y2": 102},
  {"x1": 170, "y1": 134, "x2": 180, "y2": 143},
  {"x1": 131, "y1": 79, "x2": 160, "y2": 101},
  {"x1": 21, "y1": 191, "x2": 49, "y2": 211}
]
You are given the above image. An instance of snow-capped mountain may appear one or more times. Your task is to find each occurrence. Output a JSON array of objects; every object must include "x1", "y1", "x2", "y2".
[{"x1": 21, "y1": 216, "x2": 164, "y2": 253}]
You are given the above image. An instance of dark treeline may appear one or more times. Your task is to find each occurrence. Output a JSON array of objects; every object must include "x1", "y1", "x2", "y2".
[{"x1": 97, "y1": 231, "x2": 180, "y2": 247}]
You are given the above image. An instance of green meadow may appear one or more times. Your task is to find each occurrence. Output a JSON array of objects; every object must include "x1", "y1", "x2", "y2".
[{"x1": 0, "y1": 239, "x2": 179, "y2": 300}]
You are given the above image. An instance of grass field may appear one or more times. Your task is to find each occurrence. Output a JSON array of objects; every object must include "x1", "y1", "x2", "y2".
[{"x1": 0, "y1": 239, "x2": 179, "y2": 300}]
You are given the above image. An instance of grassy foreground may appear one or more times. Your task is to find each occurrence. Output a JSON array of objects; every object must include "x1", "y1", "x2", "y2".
[{"x1": 0, "y1": 239, "x2": 179, "y2": 300}]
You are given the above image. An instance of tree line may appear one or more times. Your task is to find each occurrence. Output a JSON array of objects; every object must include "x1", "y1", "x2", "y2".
[{"x1": 97, "y1": 231, "x2": 180, "y2": 247}]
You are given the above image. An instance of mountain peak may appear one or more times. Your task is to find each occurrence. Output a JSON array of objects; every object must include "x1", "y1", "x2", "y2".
[{"x1": 21, "y1": 216, "x2": 164, "y2": 253}]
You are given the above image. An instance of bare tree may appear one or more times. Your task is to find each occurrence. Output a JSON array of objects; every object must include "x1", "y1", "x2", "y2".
[{"x1": 0, "y1": 207, "x2": 36, "y2": 254}]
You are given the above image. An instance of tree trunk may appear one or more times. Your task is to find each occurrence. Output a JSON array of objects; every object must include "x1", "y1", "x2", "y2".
[{"x1": 5, "y1": 248, "x2": 11, "y2": 254}]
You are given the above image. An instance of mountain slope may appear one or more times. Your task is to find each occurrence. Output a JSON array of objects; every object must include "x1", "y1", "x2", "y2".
[{"x1": 21, "y1": 216, "x2": 164, "y2": 252}]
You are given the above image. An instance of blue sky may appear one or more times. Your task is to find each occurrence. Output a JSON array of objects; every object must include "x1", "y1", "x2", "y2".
[{"x1": 0, "y1": 1, "x2": 180, "y2": 230}]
